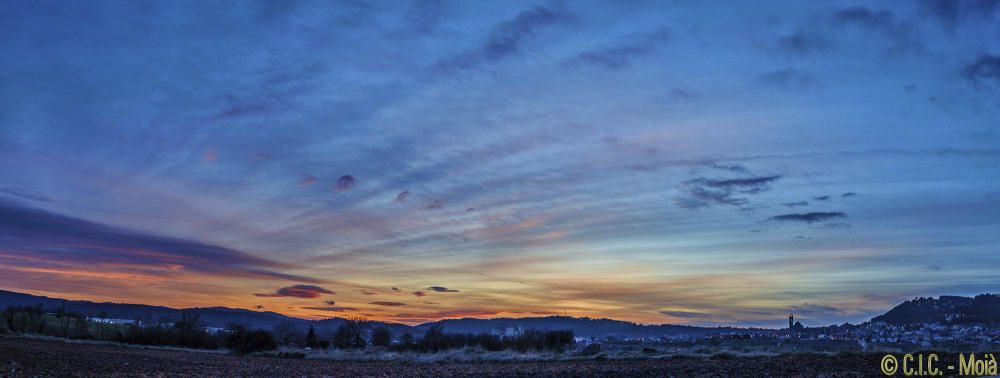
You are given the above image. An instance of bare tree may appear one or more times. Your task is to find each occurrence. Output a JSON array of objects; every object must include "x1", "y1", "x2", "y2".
[
  {"x1": 272, "y1": 320, "x2": 301, "y2": 346},
  {"x1": 334, "y1": 315, "x2": 370, "y2": 348}
]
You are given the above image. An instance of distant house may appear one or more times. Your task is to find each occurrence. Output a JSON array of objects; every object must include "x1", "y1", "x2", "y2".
[
  {"x1": 88, "y1": 317, "x2": 141, "y2": 326},
  {"x1": 203, "y1": 327, "x2": 228, "y2": 334}
]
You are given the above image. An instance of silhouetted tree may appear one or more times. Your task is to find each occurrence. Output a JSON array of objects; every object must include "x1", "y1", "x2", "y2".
[
  {"x1": 422, "y1": 324, "x2": 445, "y2": 352},
  {"x1": 333, "y1": 325, "x2": 352, "y2": 349},
  {"x1": 306, "y1": 325, "x2": 318, "y2": 349},
  {"x1": 400, "y1": 332, "x2": 414, "y2": 349},
  {"x1": 371, "y1": 326, "x2": 391, "y2": 347}
]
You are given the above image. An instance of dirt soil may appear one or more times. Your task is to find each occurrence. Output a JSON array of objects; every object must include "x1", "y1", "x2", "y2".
[{"x1": 0, "y1": 337, "x2": 898, "y2": 377}]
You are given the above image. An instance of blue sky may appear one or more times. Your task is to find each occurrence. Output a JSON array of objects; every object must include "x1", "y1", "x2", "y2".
[{"x1": 1, "y1": 0, "x2": 999, "y2": 327}]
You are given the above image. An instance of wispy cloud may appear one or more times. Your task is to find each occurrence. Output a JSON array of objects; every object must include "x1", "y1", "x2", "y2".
[
  {"x1": 571, "y1": 26, "x2": 670, "y2": 70},
  {"x1": 394, "y1": 191, "x2": 410, "y2": 203},
  {"x1": 774, "y1": 31, "x2": 829, "y2": 57},
  {"x1": 302, "y1": 306, "x2": 358, "y2": 312},
  {"x1": 299, "y1": 175, "x2": 317, "y2": 187},
  {"x1": 370, "y1": 301, "x2": 407, "y2": 306},
  {"x1": 433, "y1": 5, "x2": 572, "y2": 72},
  {"x1": 0, "y1": 200, "x2": 322, "y2": 283},
  {"x1": 677, "y1": 175, "x2": 782, "y2": 208},
  {"x1": 0, "y1": 188, "x2": 53, "y2": 203}
]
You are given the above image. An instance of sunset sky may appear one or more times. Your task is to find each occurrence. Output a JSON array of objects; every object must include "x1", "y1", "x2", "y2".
[{"x1": 1, "y1": 1, "x2": 999, "y2": 328}]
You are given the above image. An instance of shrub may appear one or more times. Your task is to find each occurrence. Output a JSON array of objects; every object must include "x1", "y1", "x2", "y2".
[{"x1": 226, "y1": 325, "x2": 277, "y2": 354}]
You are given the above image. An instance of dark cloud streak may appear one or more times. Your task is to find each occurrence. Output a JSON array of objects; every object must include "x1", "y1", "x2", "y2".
[
  {"x1": 0, "y1": 200, "x2": 322, "y2": 283},
  {"x1": 255, "y1": 285, "x2": 335, "y2": 298},
  {"x1": 770, "y1": 212, "x2": 847, "y2": 223}
]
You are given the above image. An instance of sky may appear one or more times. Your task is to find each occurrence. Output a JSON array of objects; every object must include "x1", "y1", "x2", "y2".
[{"x1": 1, "y1": 0, "x2": 999, "y2": 328}]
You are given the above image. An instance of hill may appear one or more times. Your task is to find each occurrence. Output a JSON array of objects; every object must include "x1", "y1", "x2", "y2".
[
  {"x1": 0, "y1": 290, "x2": 415, "y2": 335},
  {"x1": 0, "y1": 290, "x2": 732, "y2": 338},
  {"x1": 871, "y1": 294, "x2": 1000, "y2": 325},
  {"x1": 424, "y1": 316, "x2": 756, "y2": 338}
]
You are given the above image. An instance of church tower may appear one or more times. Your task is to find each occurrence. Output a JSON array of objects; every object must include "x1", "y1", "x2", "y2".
[{"x1": 788, "y1": 313, "x2": 794, "y2": 329}]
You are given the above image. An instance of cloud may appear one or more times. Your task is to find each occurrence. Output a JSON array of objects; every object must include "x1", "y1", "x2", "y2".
[
  {"x1": 1, "y1": 188, "x2": 53, "y2": 203},
  {"x1": 394, "y1": 191, "x2": 410, "y2": 203},
  {"x1": 706, "y1": 162, "x2": 750, "y2": 174},
  {"x1": 660, "y1": 310, "x2": 709, "y2": 319},
  {"x1": 426, "y1": 200, "x2": 443, "y2": 210},
  {"x1": 770, "y1": 212, "x2": 847, "y2": 223},
  {"x1": 920, "y1": 0, "x2": 1000, "y2": 29},
  {"x1": 963, "y1": 54, "x2": 1000, "y2": 89},
  {"x1": 211, "y1": 102, "x2": 274, "y2": 120},
  {"x1": 0, "y1": 200, "x2": 322, "y2": 283},
  {"x1": 432, "y1": 309, "x2": 501, "y2": 318},
  {"x1": 358, "y1": 290, "x2": 378, "y2": 295},
  {"x1": 369, "y1": 301, "x2": 407, "y2": 306},
  {"x1": 821, "y1": 222, "x2": 851, "y2": 229},
  {"x1": 299, "y1": 175, "x2": 317, "y2": 187},
  {"x1": 831, "y1": 6, "x2": 920, "y2": 53},
  {"x1": 403, "y1": 0, "x2": 445, "y2": 34},
  {"x1": 428, "y1": 286, "x2": 459, "y2": 293},
  {"x1": 324, "y1": 300, "x2": 336, "y2": 305},
  {"x1": 833, "y1": 7, "x2": 895, "y2": 28},
  {"x1": 571, "y1": 26, "x2": 670, "y2": 70},
  {"x1": 841, "y1": 192, "x2": 857, "y2": 198},
  {"x1": 391, "y1": 287, "x2": 400, "y2": 291},
  {"x1": 677, "y1": 175, "x2": 782, "y2": 208},
  {"x1": 788, "y1": 303, "x2": 842, "y2": 316},
  {"x1": 700, "y1": 176, "x2": 782, "y2": 191},
  {"x1": 302, "y1": 306, "x2": 358, "y2": 312},
  {"x1": 783, "y1": 201, "x2": 809, "y2": 208},
  {"x1": 757, "y1": 68, "x2": 818, "y2": 90},
  {"x1": 336, "y1": 175, "x2": 356, "y2": 191},
  {"x1": 482, "y1": 6, "x2": 571, "y2": 62},
  {"x1": 413, "y1": 291, "x2": 427, "y2": 297},
  {"x1": 433, "y1": 5, "x2": 572, "y2": 71},
  {"x1": 813, "y1": 195, "x2": 831, "y2": 201},
  {"x1": 254, "y1": 285, "x2": 335, "y2": 298},
  {"x1": 775, "y1": 31, "x2": 830, "y2": 57},
  {"x1": 388, "y1": 309, "x2": 504, "y2": 319}
]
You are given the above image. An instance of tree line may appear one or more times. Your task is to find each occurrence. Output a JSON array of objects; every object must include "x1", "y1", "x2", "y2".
[
  {"x1": 2, "y1": 306, "x2": 574, "y2": 354},
  {"x1": 325, "y1": 316, "x2": 575, "y2": 353}
]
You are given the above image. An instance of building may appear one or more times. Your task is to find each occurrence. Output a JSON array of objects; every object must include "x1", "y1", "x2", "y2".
[{"x1": 87, "y1": 317, "x2": 141, "y2": 326}]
